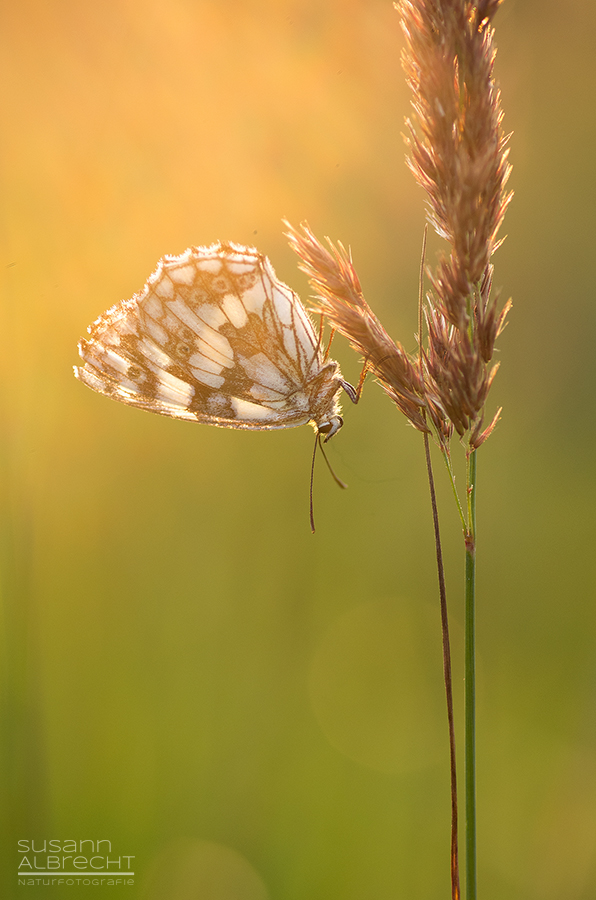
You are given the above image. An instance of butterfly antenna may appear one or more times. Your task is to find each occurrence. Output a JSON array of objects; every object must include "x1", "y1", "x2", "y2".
[
  {"x1": 309, "y1": 432, "x2": 318, "y2": 533},
  {"x1": 309, "y1": 432, "x2": 348, "y2": 534},
  {"x1": 318, "y1": 434, "x2": 348, "y2": 489}
]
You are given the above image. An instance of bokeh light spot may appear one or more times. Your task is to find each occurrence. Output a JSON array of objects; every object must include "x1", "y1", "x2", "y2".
[
  {"x1": 308, "y1": 598, "x2": 445, "y2": 773},
  {"x1": 141, "y1": 839, "x2": 269, "y2": 900}
]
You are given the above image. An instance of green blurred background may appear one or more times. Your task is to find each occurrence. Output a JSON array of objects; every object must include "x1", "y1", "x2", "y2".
[{"x1": 2, "y1": 0, "x2": 595, "y2": 897}]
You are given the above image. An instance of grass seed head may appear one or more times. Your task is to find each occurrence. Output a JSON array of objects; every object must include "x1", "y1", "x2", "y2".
[{"x1": 285, "y1": 220, "x2": 431, "y2": 434}]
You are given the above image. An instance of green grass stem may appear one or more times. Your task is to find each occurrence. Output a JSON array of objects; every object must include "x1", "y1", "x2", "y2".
[{"x1": 465, "y1": 447, "x2": 477, "y2": 900}]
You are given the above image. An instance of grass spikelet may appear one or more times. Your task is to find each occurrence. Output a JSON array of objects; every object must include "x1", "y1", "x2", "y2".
[
  {"x1": 400, "y1": 0, "x2": 512, "y2": 440},
  {"x1": 284, "y1": 219, "x2": 435, "y2": 435}
]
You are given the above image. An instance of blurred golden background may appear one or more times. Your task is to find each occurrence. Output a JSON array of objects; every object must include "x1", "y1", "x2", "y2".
[{"x1": 2, "y1": 0, "x2": 595, "y2": 898}]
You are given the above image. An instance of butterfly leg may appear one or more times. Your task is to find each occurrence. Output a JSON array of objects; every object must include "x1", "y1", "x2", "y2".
[
  {"x1": 354, "y1": 358, "x2": 369, "y2": 401},
  {"x1": 323, "y1": 324, "x2": 336, "y2": 362},
  {"x1": 316, "y1": 314, "x2": 338, "y2": 362},
  {"x1": 339, "y1": 358, "x2": 369, "y2": 405}
]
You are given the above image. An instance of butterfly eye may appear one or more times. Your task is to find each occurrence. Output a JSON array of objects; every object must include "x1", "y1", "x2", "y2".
[
  {"x1": 176, "y1": 342, "x2": 191, "y2": 358},
  {"x1": 318, "y1": 415, "x2": 343, "y2": 442}
]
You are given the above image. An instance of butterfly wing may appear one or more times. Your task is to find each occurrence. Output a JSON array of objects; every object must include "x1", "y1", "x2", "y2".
[{"x1": 75, "y1": 243, "x2": 340, "y2": 431}]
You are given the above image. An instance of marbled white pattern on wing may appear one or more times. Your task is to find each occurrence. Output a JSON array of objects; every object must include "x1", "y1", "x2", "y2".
[{"x1": 74, "y1": 242, "x2": 356, "y2": 440}]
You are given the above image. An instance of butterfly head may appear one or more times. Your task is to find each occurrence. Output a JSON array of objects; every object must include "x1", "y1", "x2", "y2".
[{"x1": 316, "y1": 415, "x2": 344, "y2": 443}]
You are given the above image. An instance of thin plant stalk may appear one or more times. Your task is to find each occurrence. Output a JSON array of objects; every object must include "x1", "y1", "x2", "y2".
[
  {"x1": 419, "y1": 228, "x2": 460, "y2": 900},
  {"x1": 423, "y1": 433, "x2": 460, "y2": 900},
  {"x1": 464, "y1": 447, "x2": 477, "y2": 900}
]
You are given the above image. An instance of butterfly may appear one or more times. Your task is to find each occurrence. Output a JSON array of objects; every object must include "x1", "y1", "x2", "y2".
[{"x1": 74, "y1": 242, "x2": 357, "y2": 528}]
